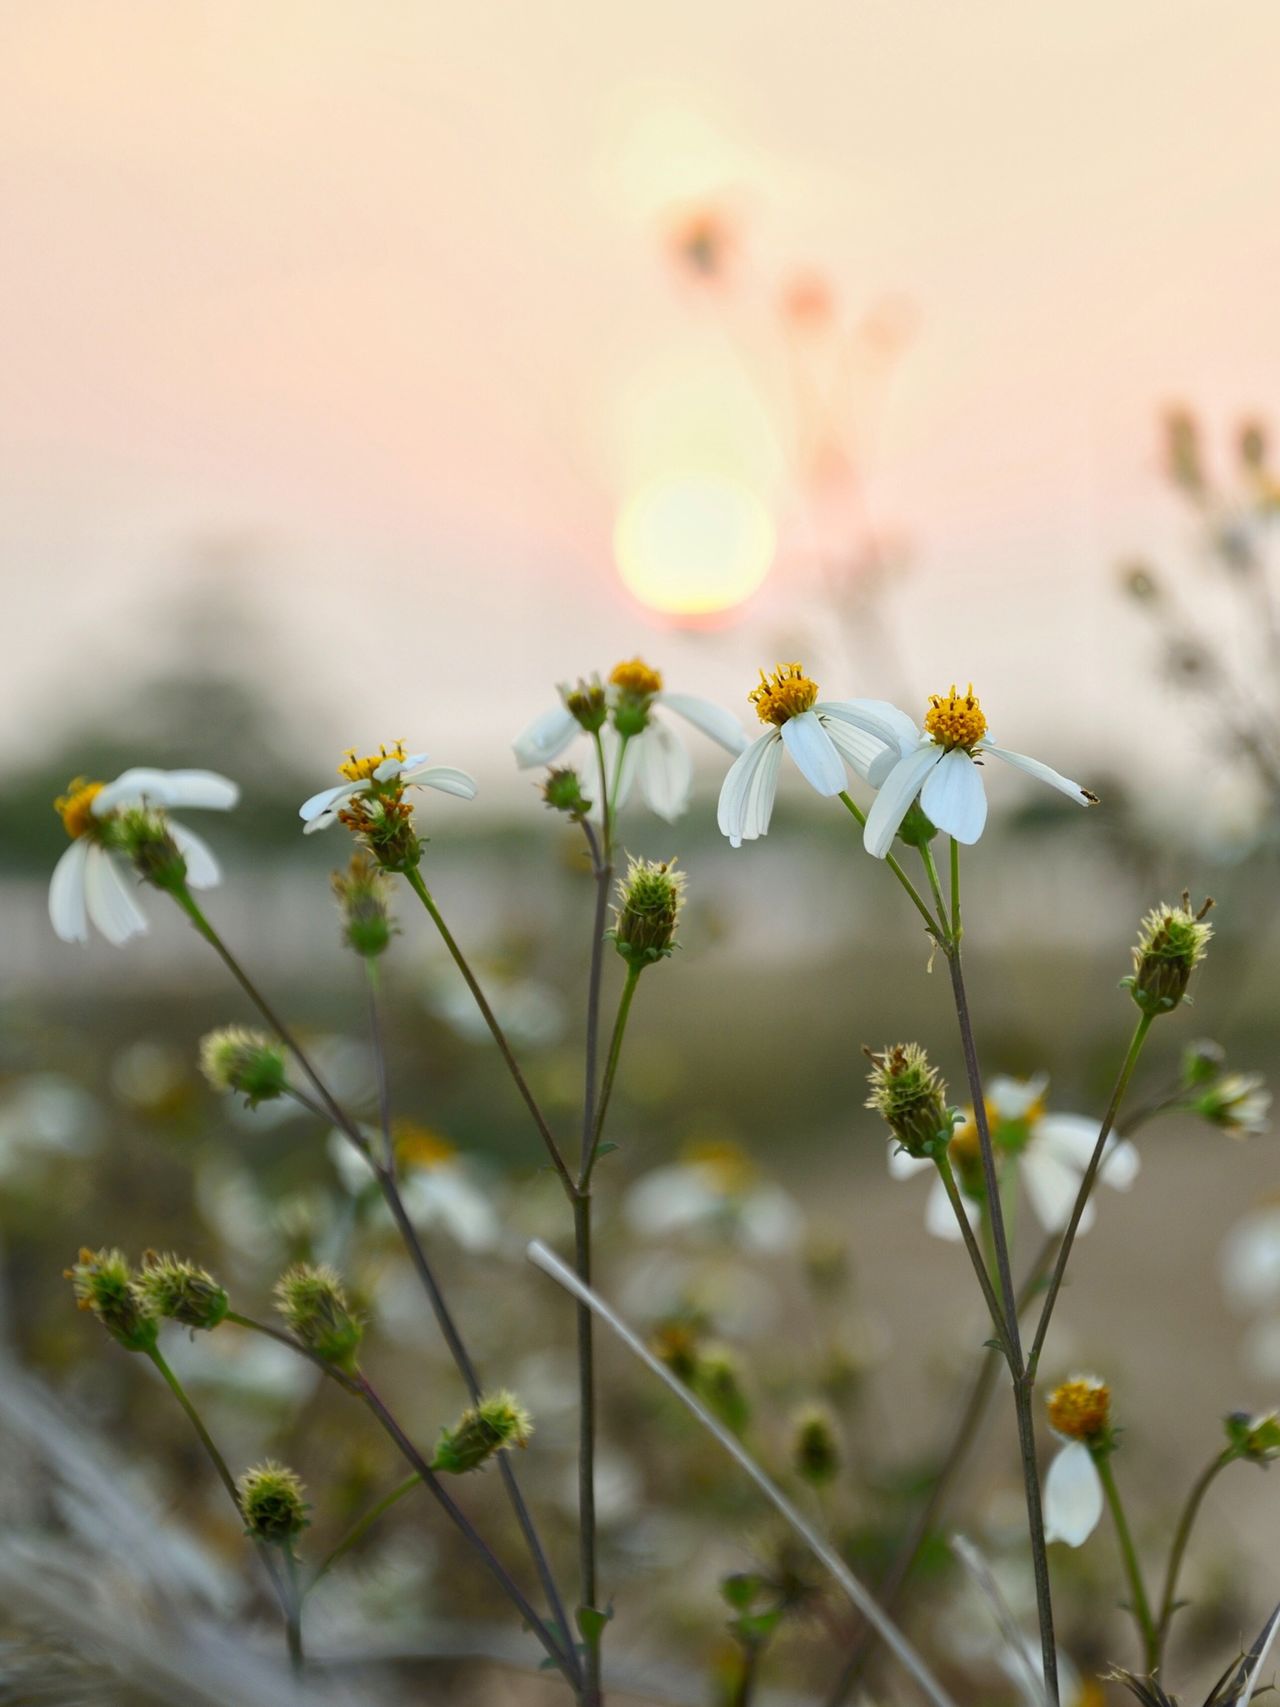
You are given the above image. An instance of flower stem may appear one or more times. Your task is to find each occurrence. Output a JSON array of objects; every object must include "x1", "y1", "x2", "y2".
[
  {"x1": 919, "y1": 843, "x2": 949, "y2": 933},
  {"x1": 582, "y1": 964, "x2": 642, "y2": 1187},
  {"x1": 1026, "y1": 1013, "x2": 1154, "y2": 1380},
  {"x1": 306, "y1": 1473, "x2": 421, "y2": 1594},
  {"x1": 402, "y1": 864, "x2": 578, "y2": 1199},
  {"x1": 1153, "y1": 1448, "x2": 1236, "y2": 1668},
  {"x1": 364, "y1": 958, "x2": 395, "y2": 1168},
  {"x1": 1096, "y1": 1452, "x2": 1158, "y2": 1670},
  {"x1": 837, "y1": 793, "x2": 942, "y2": 939},
  {"x1": 282, "y1": 1547, "x2": 304, "y2": 1675},
  {"x1": 933, "y1": 1155, "x2": 1011, "y2": 1352},
  {"x1": 949, "y1": 835, "x2": 962, "y2": 942}
]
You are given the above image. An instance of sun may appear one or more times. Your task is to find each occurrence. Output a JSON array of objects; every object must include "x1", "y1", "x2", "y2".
[{"x1": 613, "y1": 475, "x2": 775, "y2": 618}]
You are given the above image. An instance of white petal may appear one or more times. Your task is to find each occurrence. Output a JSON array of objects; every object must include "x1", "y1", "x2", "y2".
[
  {"x1": 658, "y1": 693, "x2": 748, "y2": 755},
  {"x1": 1037, "y1": 1114, "x2": 1140, "y2": 1191},
  {"x1": 635, "y1": 722, "x2": 693, "y2": 822},
  {"x1": 988, "y1": 1074, "x2": 1049, "y2": 1121},
  {"x1": 781, "y1": 709, "x2": 846, "y2": 796},
  {"x1": 742, "y1": 736, "x2": 783, "y2": 841},
  {"x1": 83, "y1": 845, "x2": 148, "y2": 946},
  {"x1": 863, "y1": 745, "x2": 946, "y2": 858},
  {"x1": 1043, "y1": 1441, "x2": 1103, "y2": 1546},
  {"x1": 94, "y1": 768, "x2": 238, "y2": 813},
  {"x1": 512, "y1": 704, "x2": 578, "y2": 769},
  {"x1": 816, "y1": 699, "x2": 920, "y2": 754},
  {"x1": 817, "y1": 713, "x2": 891, "y2": 779},
  {"x1": 921, "y1": 748, "x2": 989, "y2": 843},
  {"x1": 1222, "y1": 1210, "x2": 1280, "y2": 1311},
  {"x1": 48, "y1": 839, "x2": 90, "y2": 943},
  {"x1": 299, "y1": 781, "x2": 359, "y2": 823},
  {"x1": 924, "y1": 1171, "x2": 970, "y2": 1241},
  {"x1": 375, "y1": 751, "x2": 429, "y2": 781},
  {"x1": 1022, "y1": 1146, "x2": 1093, "y2": 1235},
  {"x1": 169, "y1": 823, "x2": 221, "y2": 889},
  {"x1": 302, "y1": 810, "x2": 339, "y2": 835},
  {"x1": 888, "y1": 1145, "x2": 933, "y2": 1179},
  {"x1": 717, "y1": 732, "x2": 780, "y2": 846},
  {"x1": 983, "y1": 745, "x2": 1097, "y2": 808},
  {"x1": 411, "y1": 766, "x2": 478, "y2": 801}
]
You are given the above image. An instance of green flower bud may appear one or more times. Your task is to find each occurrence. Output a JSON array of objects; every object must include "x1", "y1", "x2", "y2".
[
  {"x1": 695, "y1": 1346, "x2": 750, "y2": 1438},
  {"x1": 611, "y1": 856, "x2": 686, "y2": 968},
  {"x1": 791, "y1": 1405, "x2": 841, "y2": 1487},
  {"x1": 650, "y1": 1316, "x2": 704, "y2": 1384},
  {"x1": 895, "y1": 800, "x2": 938, "y2": 848},
  {"x1": 1125, "y1": 893, "x2": 1214, "y2": 1017},
  {"x1": 199, "y1": 1025, "x2": 288, "y2": 1106},
  {"x1": 432, "y1": 1391, "x2": 533, "y2": 1474},
  {"x1": 331, "y1": 851, "x2": 395, "y2": 958},
  {"x1": 120, "y1": 808, "x2": 187, "y2": 892},
  {"x1": 563, "y1": 677, "x2": 608, "y2": 734},
  {"x1": 1181, "y1": 1038, "x2": 1226, "y2": 1087},
  {"x1": 65, "y1": 1247, "x2": 157, "y2": 1352},
  {"x1": 1193, "y1": 1072, "x2": 1270, "y2": 1139},
  {"x1": 864, "y1": 1043, "x2": 957, "y2": 1161},
  {"x1": 274, "y1": 1263, "x2": 363, "y2": 1371},
  {"x1": 541, "y1": 766, "x2": 592, "y2": 820},
  {"x1": 138, "y1": 1251, "x2": 229, "y2": 1331},
  {"x1": 239, "y1": 1461, "x2": 309, "y2": 1544},
  {"x1": 1225, "y1": 1410, "x2": 1280, "y2": 1464},
  {"x1": 355, "y1": 796, "x2": 422, "y2": 874}
]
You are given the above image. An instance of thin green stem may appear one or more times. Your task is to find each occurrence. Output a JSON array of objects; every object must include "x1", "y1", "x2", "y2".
[
  {"x1": 402, "y1": 864, "x2": 577, "y2": 1199},
  {"x1": 933, "y1": 1155, "x2": 1010, "y2": 1352},
  {"x1": 1096, "y1": 1452, "x2": 1158, "y2": 1671},
  {"x1": 949, "y1": 836, "x2": 961, "y2": 942},
  {"x1": 1027, "y1": 1013, "x2": 1154, "y2": 1379},
  {"x1": 1153, "y1": 1448, "x2": 1236, "y2": 1667},
  {"x1": 837, "y1": 793, "x2": 942, "y2": 939},
  {"x1": 919, "y1": 843, "x2": 949, "y2": 934},
  {"x1": 365, "y1": 958, "x2": 394, "y2": 1168},
  {"x1": 306, "y1": 1474, "x2": 422, "y2": 1595},
  {"x1": 283, "y1": 1547, "x2": 304, "y2": 1674},
  {"x1": 582, "y1": 965, "x2": 642, "y2": 1187}
]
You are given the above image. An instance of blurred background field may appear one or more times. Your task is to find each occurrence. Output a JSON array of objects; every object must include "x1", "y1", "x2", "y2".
[{"x1": 4, "y1": 4, "x2": 1280, "y2": 1703}]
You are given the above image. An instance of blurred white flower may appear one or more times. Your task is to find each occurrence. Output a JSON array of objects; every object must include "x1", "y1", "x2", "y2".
[
  {"x1": 299, "y1": 741, "x2": 475, "y2": 834},
  {"x1": 624, "y1": 1141, "x2": 804, "y2": 1254},
  {"x1": 0, "y1": 1074, "x2": 99, "y2": 1179},
  {"x1": 888, "y1": 1074, "x2": 1139, "y2": 1241},
  {"x1": 859, "y1": 684, "x2": 1097, "y2": 858},
  {"x1": 514, "y1": 658, "x2": 746, "y2": 823},
  {"x1": 1221, "y1": 1202, "x2": 1280, "y2": 1379},
  {"x1": 1042, "y1": 1439, "x2": 1103, "y2": 1547},
  {"x1": 49, "y1": 768, "x2": 237, "y2": 946},
  {"x1": 327, "y1": 1124, "x2": 501, "y2": 1252},
  {"x1": 717, "y1": 663, "x2": 910, "y2": 845}
]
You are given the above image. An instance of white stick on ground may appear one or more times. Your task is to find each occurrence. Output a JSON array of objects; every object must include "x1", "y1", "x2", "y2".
[{"x1": 526, "y1": 1238, "x2": 961, "y2": 1707}]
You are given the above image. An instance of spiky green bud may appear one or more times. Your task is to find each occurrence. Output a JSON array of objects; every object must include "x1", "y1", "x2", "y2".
[
  {"x1": 564, "y1": 677, "x2": 607, "y2": 734},
  {"x1": 791, "y1": 1405, "x2": 841, "y2": 1487},
  {"x1": 274, "y1": 1263, "x2": 363, "y2": 1370},
  {"x1": 695, "y1": 1346, "x2": 750, "y2": 1438},
  {"x1": 864, "y1": 1043, "x2": 957, "y2": 1161},
  {"x1": 119, "y1": 808, "x2": 187, "y2": 892},
  {"x1": 611, "y1": 856, "x2": 686, "y2": 968},
  {"x1": 139, "y1": 1251, "x2": 229, "y2": 1331},
  {"x1": 331, "y1": 850, "x2": 395, "y2": 958},
  {"x1": 432, "y1": 1391, "x2": 533, "y2": 1474},
  {"x1": 1125, "y1": 894, "x2": 1214, "y2": 1016},
  {"x1": 199, "y1": 1026, "x2": 288, "y2": 1106},
  {"x1": 65, "y1": 1247, "x2": 157, "y2": 1352},
  {"x1": 239, "y1": 1461, "x2": 309, "y2": 1544},
  {"x1": 542, "y1": 767, "x2": 591, "y2": 819}
]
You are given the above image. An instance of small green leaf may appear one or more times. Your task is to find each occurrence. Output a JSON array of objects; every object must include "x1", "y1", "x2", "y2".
[
  {"x1": 719, "y1": 1572, "x2": 766, "y2": 1611},
  {"x1": 576, "y1": 1604, "x2": 612, "y2": 1646}
]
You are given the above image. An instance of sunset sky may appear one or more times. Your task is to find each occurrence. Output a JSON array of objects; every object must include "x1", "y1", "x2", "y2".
[{"x1": 4, "y1": 1, "x2": 1280, "y2": 804}]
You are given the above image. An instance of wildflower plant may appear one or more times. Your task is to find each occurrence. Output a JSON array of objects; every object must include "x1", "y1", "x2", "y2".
[{"x1": 47, "y1": 637, "x2": 1277, "y2": 1707}]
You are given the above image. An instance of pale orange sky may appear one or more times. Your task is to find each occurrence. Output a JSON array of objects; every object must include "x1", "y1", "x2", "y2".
[{"x1": 3, "y1": 1, "x2": 1279, "y2": 808}]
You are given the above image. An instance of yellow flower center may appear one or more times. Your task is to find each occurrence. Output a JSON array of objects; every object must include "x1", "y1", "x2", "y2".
[
  {"x1": 338, "y1": 742, "x2": 407, "y2": 783},
  {"x1": 54, "y1": 778, "x2": 105, "y2": 840},
  {"x1": 609, "y1": 657, "x2": 663, "y2": 697},
  {"x1": 685, "y1": 1137, "x2": 756, "y2": 1192},
  {"x1": 393, "y1": 1119, "x2": 456, "y2": 1171},
  {"x1": 924, "y1": 684, "x2": 987, "y2": 750},
  {"x1": 749, "y1": 663, "x2": 820, "y2": 726},
  {"x1": 1048, "y1": 1378, "x2": 1110, "y2": 1441}
]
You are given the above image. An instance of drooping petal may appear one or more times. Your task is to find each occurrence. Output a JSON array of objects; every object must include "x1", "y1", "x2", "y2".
[
  {"x1": 512, "y1": 703, "x2": 578, "y2": 769},
  {"x1": 658, "y1": 692, "x2": 748, "y2": 754},
  {"x1": 921, "y1": 748, "x2": 989, "y2": 844},
  {"x1": 780, "y1": 708, "x2": 846, "y2": 796},
  {"x1": 982, "y1": 744, "x2": 1097, "y2": 808},
  {"x1": 299, "y1": 781, "x2": 360, "y2": 824},
  {"x1": 1037, "y1": 1114, "x2": 1140, "y2": 1191},
  {"x1": 635, "y1": 721, "x2": 694, "y2": 822},
  {"x1": 888, "y1": 1145, "x2": 933, "y2": 1180},
  {"x1": 410, "y1": 766, "x2": 479, "y2": 801},
  {"x1": 1023, "y1": 1145, "x2": 1095, "y2": 1235},
  {"x1": 925, "y1": 1172, "x2": 971, "y2": 1241},
  {"x1": 94, "y1": 768, "x2": 239, "y2": 814},
  {"x1": 817, "y1": 699, "x2": 920, "y2": 754},
  {"x1": 863, "y1": 745, "x2": 946, "y2": 858},
  {"x1": 717, "y1": 732, "x2": 780, "y2": 846},
  {"x1": 1043, "y1": 1441, "x2": 1103, "y2": 1546},
  {"x1": 817, "y1": 713, "x2": 892, "y2": 779},
  {"x1": 169, "y1": 823, "x2": 221, "y2": 889},
  {"x1": 83, "y1": 845, "x2": 148, "y2": 946},
  {"x1": 48, "y1": 839, "x2": 91, "y2": 943},
  {"x1": 375, "y1": 751, "x2": 429, "y2": 782},
  {"x1": 987, "y1": 1074, "x2": 1050, "y2": 1122},
  {"x1": 741, "y1": 737, "x2": 784, "y2": 842}
]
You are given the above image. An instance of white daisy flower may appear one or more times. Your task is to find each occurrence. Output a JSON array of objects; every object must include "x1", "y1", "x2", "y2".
[
  {"x1": 1042, "y1": 1375, "x2": 1110, "y2": 1547},
  {"x1": 299, "y1": 741, "x2": 476, "y2": 834},
  {"x1": 717, "y1": 662, "x2": 917, "y2": 846},
  {"x1": 49, "y1": 768, "x2": 238, "y2": 947},
  {"x1": 1196, "y1": 1072, "x2": 1271, "y2": 1139},
  {"x1": 888, "y1": 1074, "x2": 1139, "y2": 1242},
  {"x1": 513, "y1": 657, "x2": 747, "y2": 823},
  {"x1": 327, "y1": 1124, "x2": 501, "y2": 1253},
  {"x1": 861, "y1": 683, "x2": 1098, "y2": 858},
  {"x1": 624, "y1": 1141, "x2": 805, "y2": 1255}
]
